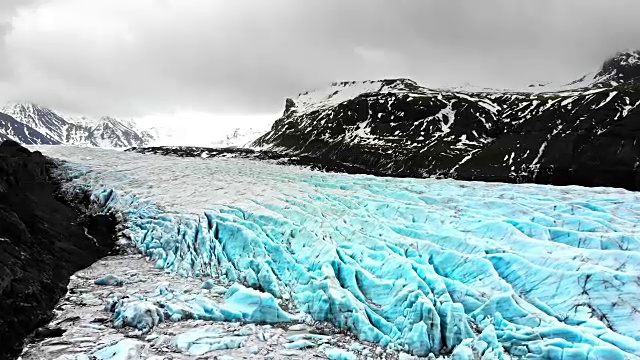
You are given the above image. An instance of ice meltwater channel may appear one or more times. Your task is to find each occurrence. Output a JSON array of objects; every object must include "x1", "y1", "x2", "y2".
[{"x1": 34, "y1": 146, "x2": 640, "y2": 359}]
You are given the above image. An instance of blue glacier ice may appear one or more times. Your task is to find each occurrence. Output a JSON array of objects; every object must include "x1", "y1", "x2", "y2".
[
  {"x1": 36, "y1": 147, "x2": 640, "y2": 359},
  {"x1": 111, "y1": 298, "x2": 164, "y2": 330},
  {"x1": 92, "y1": 339, "x2": 145, "y2": 360},
  {"x1": 221, "y1": 283, "x2": 296, "y2": 323},
  {"x1": 324, "y1": 347, "x2": 358, "y2": 360},
  {"x1": 287, "y1": 333, "x2": 332, "y2": 343},
  {"x1": 106, "y1": 283, "x2": 294, "y2": 329},
  {"x1": 201, "y1": 279, "x2": 216, "y2": 289},
  {"x1": 172, "y1": 327, "x2": 246, "y2": 355},
  {"x1": 94, "y1": 274, "x2": 124, "y2": 286},
  {"x1": 283, "y1": 339, "x2": 316, "y2": 349}
]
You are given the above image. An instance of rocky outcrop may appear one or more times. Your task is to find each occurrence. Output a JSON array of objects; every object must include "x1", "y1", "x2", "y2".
[
  {"x1": 0, "y1": 140, "x2": 116, "y2": 359},
  {"x1": 252, "y1": 51, "x2": 640, "y2": 190}
]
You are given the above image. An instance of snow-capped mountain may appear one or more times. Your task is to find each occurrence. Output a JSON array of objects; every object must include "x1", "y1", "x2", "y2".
[
  {"x1": 0, "y1": 112, "x2": 61, "y2": 144},
  {"x1": 135, "y1": 114, "x2": 275, "y2": 148},
  {"x1": 253, "y1": 50, "x2": 640, "y2": 190},
  {"x1": 0, "y1": 101, "x2": 275, "y2": 149},
  {"x1": 69, "y1": 116, "x2": 149, "y2": 148},
  {"x1": 142, "y1": 124, "x2": 270, "y2": 148},
  {"x1": 592, "y1": 50, "x2": 640, "y2": 86},
  {"x1": 1, "y1": 102, "x2": 71, "y2": 142},
  {"x1": 215, "y1": 126, "x2": 273, "y2": 147},
  {"x1": 534, "y1": 50, "x2": 640, "y2": 91},
  {"x1": 0, "y1": 103, "x2": 152, "y2": 148}
]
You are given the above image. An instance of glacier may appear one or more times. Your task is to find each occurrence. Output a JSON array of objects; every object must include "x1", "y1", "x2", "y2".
[{"x1": 33, "y1": 146, "x2": 640, "y2": 359}]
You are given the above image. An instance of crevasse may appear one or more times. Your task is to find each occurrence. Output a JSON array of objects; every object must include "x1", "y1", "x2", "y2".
[{"x1": 41, "y1": 146, "x2": 640, "y2": 359}]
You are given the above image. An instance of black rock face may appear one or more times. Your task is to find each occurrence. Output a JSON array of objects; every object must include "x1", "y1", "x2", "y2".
[
  {"x1": 249, "y1": 55, "x2": 640, "y2": 190},
  {"x1": 0, "y1": 140, "x2": 116, "y2": 359}
]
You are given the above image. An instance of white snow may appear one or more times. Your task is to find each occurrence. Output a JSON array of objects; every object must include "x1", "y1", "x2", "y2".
[
  {"x1": 593, "y1": 91, "x2": 619, "y2": 109},
  {"x1": 292, "y1": 80, "x2": 436, "y2": 115},
  {"x1": 531, "y1": 140, "x2": 547, "y2": 168},
  {"x1": 134, "y1": 112, "x2": 277, "y2": 148}
]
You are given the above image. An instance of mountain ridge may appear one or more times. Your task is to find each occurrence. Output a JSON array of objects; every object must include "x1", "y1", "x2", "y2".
[
  {"x1": 0, "y1": 102, "x2": 151, "y2": 148},
  {"x1": 252, "y1": 50, "x2": 640, "y2": 190},
  {"x1": 1, "y1": 102, "x2": 275, "y2": 149}
]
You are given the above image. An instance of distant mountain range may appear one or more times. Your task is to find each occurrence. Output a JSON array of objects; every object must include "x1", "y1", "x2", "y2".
[
  {"x1": 0, "y1": 102, "x2": 274, "y2": 149},
  {"x1": 141, "y1": 120, "x2": 272, "y2": 148},
  {"x1": 0, "y1": 102, "x2": 152, "y2": 148},
  {"x1": 252, "y1": 50, "x2": 640, "y2": 190}
]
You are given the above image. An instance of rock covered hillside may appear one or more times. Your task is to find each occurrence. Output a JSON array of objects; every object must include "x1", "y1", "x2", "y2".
[
  {"x1": 0, "y1": 141, "x2": 116, "y2": 359},
  {"x1": 0, "y1": 102, "x2": 152, "y2": 147},
  {"x1": 253, "y1": 50, "x2": 640, "y2": 190}
]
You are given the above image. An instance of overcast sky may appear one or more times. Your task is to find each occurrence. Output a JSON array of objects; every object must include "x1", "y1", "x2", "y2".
[{"x1": 0, "y1": 0, "x2": 639, "y2": 118}]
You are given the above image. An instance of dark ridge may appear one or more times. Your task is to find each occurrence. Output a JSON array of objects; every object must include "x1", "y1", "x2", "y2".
[
  {"x1": 0, "y1": 140, "x2": 117, "y2": 359},
  {"x1": 248, "y1": 73, "x2": 640, "y2": 191},
  {"x1": 126, "y1": 146, "x2": 406, "y2": 178},
  {"x1": 128, "y1": 140, "x2": 640, "y2": 191}
]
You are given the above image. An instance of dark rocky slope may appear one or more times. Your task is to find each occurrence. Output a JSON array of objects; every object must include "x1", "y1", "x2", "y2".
[
  {"x1": 251, "y1": 51, "x2": 640, "y2": 190},
  {"x1": 128, "y1": 145, "x2": 401, "y2": 176},
  {"x1": 0, "y1": 140, "x2": 116, "y2": 359}
]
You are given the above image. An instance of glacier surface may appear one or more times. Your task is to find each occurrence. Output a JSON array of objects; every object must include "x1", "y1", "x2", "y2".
[{"x1": 34, "y1": 146, "x2": 640, "y2": 359}]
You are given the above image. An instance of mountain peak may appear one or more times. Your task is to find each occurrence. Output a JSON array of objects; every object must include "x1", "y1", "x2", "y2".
[
  {"x1": 1, "y1": 101, "x2": 69, "y2": 141},
  {"x1": 96, "y1": 116, "x2": 123, "y2": 127},
  {"x1": 594, "y1": 50, "x2": 640, "y2": 85},
  {"x1": 2, "y1": 101, "x2": 54, "y2": 116},
  {"x1": 291, "y1": 78, "x2": 429, "y2": 115},
  {"x1": 605, "y1": 50, "x2": 640, "y2": 66}
]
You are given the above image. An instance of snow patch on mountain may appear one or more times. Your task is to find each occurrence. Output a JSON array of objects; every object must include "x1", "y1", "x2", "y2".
[{"x1": 293, "y1": 79, "x2": 431, "y2": 114}]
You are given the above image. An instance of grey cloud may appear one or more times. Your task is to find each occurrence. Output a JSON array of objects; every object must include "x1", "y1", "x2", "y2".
[
  {"x1": 0, "y1": 0, "x2": 41, "y2": 78},
  {"x1": 0, "y1": 0, "x2": 639, "y2": 117}
]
